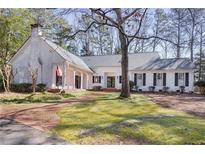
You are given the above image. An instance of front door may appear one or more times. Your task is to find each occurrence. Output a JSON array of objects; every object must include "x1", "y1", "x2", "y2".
[
  {"x1": 107, "y1": 76, "x2": 115, "y2": 88},
  {"x1": 75, "y1": 75, "x2": 81, "y2": 89}
]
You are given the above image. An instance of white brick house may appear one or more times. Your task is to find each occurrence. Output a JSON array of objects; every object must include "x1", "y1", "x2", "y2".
[{"x1": 9, "y1": 24, "x2": 195, "y2": 92}]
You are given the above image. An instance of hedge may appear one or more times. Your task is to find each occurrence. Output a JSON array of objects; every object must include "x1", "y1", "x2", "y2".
[{"x1": 10, "y1": 83, "x2": 46, "y2": 93}]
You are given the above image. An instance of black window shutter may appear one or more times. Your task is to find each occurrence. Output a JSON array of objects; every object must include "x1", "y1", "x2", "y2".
[
  {"x1": 119, "y1": 76, "x2": 122, "y2": 83},
  {"x1": 93, "y1": 76, "x2": 95, "y2": 83},
  {"x1": 99, "y1": 76, "x2": 101, "y2": 83},
  {"x1": 185, "y1": 73, "x2": 189, "y2": 87},
  {"x1": 175, "y1": 73, "x2": 178, "y2": 86},
  {"x1": 134, "y1": 73, "x2": 137, "y2": 85},
  {"x1": 163, "y1": 73, "x2": 166, "y2": 86},
  {"x1": 143, "y1": 73, "x2": 146, "y2": 86},
  {"x1": 153, "y1": 73, "x2": 156, "y2": 86}
]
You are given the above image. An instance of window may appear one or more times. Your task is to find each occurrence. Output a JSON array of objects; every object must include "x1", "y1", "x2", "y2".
[
  {"x1": 135, "y1": 73, "x2": 146, "y2": 86},
  {"x1": 137, "y1": 74, "x2": 143, "y2": 86},
  {"x1": 137, "y1": 74, "x2": 143, "y2": 80},
  {"x1": 179, "y1": 73, "x2": 184, "y2": 80},
  {"x1": 56, "y1": 66, "x2": 62, "y2": 86},
  {"x1": 156, "y1": 73, "x2": 163, "y2": 86},
  {"x1": 178, "y1": 73, "x2": 185, "y2": 86},
  {"x1": 119, "y1": 76, "x2": 122, "y2": 84},
  {"x1": 157, "y1": 73, "x2": 163, "y2": 80},
  {"x1": 93, "y1": 76, "x2": 101, "y2": 83},
  {"x1": 56, "y1": 76, "x2": 62, "y2": 86}
]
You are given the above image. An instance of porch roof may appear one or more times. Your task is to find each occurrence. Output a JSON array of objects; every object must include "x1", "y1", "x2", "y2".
[
  {"x1": 132, "y1": 58, "x2": 195, "y2": 71},
  {"x1": 81, "y1": 52, "x2": 160, "y2": 70}
]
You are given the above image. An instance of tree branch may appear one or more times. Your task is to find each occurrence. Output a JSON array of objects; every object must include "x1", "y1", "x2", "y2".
[
  {"x1": 90, "y1": 8, "x2": 119, "y2": 27},
  {"x1": 128, "y1": 35, "x2": 178, "y2": 46},
  {"x1": 122, "y1": 9, "x2": 139, "y2": 23},
  {"x1": 65, "y1": 21, "x2": 96, "y2": 40},
  {"x1": 128, "y1": 8, "x2": 148, "y2": 45}
]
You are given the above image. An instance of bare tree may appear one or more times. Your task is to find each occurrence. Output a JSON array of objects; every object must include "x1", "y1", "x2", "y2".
[
  {"x1": 187, "y1": 9, "x2": 203, "y2": 61},
  {"x1": 28, "y1": 64, "x2": 38, "y2": 93},
  {"x1": 194, "y1": 11, "x2": 205, "y2": 81},
  {"x1": 152, "y1": 9, "x2": 168, "y2": 52},
  {"x1": 167, "y1": 9, "x2": 187, "y2": 58},
  {"x1": 0, "y1": 65, "x2": 11, "y2": 92},
  {"x1": 61, "y1": 8, "x2": 175, "y2": 98}
]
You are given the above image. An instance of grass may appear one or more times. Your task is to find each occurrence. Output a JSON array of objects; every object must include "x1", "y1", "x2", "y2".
[
  {"x1": 52, "y1": 93, "x2": 205, "y2": 144},
  {"x1": 0, "y1": 92, "x2": 77, "y2": 104}
]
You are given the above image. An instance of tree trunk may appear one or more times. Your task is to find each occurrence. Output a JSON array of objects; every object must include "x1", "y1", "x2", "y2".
[
  {"x1": 190, "y1": 21, "x2": 195, "y2": 62},
  {"x1": 0, "y1": 69, "x2": 8, "y2": 92},
  {"x1": 0, "y1": 64, "x2": 11, "y2": 92},
  {"x1": 118, "y1": 30, "x2": 130, "y2": 98},
  {"x1": 114, "y1": 8, "x2": 130, "y2": 98},
  {"x1": 32, "y1": 78, "x2": 36, "y2": 93},
  {"x1": 176, "y1": 13, "x2": 181, "y2": 58},
  {"x1": 153, "y1": 22, "x2": 159, "y2": 52},
  {"x1": 177, "y1": 26, "x2": 181, "y2": 58},
  {"x1": 199, "y1": 24, "x2": 203, "y2": 80}
]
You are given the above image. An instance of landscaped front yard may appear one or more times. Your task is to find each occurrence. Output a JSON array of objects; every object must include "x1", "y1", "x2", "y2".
[
  {"x1": 1, "y1": 91, "x2": 205, "y2": 144},
  {"x1": 52, "y1": 92, "x2": 205, "y2": 144}
]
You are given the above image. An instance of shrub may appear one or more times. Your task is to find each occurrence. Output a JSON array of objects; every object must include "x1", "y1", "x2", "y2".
[
  {"x1": 61, "y1": 93, "x2": 75, "y2": 98},
  {"x1": 134, "y1": 85, "x2": 139, "y2": 91},
  {"x1": 194, "y1": 80, "x2": 205, "y2": 87},
  {"x1": 149, "y1": 86, "x2": 155, "y2": 92},
  {"x1": 129, "y1": 80, "x2": 135, "y2": 91},
  {"x1": 60, "y1": 89, "x2": 66, "y2": 94},
  {"x1": 47, "y1": 88, "x2": 61, "y2": 93},
  {"x1": 163, "y1": 86, "x2": 169, "y2": 93},
  {"x1": 180, "y1": 86, "x2": 185, "y2": 93},
  {"x1": 36, "y1": 83, "x2": 46, "y2": 92},
  {"x1": 194, "y1": 80, "x2": 205, "y2": 94},
  {"x1": 0, "y1": 79, "x2": 4, "y2": 92},
  {"x1": 10, "y1": 83, "x2": 47, "y2": 93},
  {"x1": 92, "y1": 86, "x2": 102, "y2": 91},
  {"x1": 11, "y1": 83, "x2": 32, "y2": 93}
]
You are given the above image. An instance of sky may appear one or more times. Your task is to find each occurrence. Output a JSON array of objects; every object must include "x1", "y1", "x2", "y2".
[{"x1": 58, "y1": 8, "x2": 191, "y2": 59}]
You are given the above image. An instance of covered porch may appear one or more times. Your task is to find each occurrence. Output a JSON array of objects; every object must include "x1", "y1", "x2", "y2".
[{"x1": 52, "y1": 62, "x2": 91, "y2": 90}]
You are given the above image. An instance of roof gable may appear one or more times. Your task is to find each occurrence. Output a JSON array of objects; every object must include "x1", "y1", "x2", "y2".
[
  {"x1": 41, "y1": 37, "x2": 92, "y2": 73},
  {"x1": 8, "y1": 36, "x2": 32, "y2": 64}
]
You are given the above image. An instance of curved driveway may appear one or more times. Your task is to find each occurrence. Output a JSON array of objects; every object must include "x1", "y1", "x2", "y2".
[{"x1": 0, "y1": 118, "x2": 67, "y2": 145}]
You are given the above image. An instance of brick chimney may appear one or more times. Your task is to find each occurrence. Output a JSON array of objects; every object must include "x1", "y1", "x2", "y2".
[{"x1": 31, "y1": 22, "x2": 43, "y2": 37}]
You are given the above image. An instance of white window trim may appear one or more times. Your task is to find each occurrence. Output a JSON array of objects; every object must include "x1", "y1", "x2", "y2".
[
  {"x1": 156, "y1": 73, "x2": 163, "y2": 86},
  {"x1": 178, "y1": 73, "x2": 185, "y2": 86},
  {"x1": 137, "y1": 73, "x2": 143, "y2": 86}
]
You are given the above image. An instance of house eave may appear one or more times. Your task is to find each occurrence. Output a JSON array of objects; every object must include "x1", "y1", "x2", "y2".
[{"x1": 130, "y1": 68, "x2": 195, "y2": 72}]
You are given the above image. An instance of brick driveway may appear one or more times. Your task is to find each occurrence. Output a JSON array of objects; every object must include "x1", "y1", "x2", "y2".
[
  {"x1": 0, "y1": 92, "x2": 105, "y2": 131},
  {"x1": 0, "y1": 92, "x2": 105, "y2": 145},
  {"x1": 146, "y1": 93, "x2": 205, "y2": 117}
]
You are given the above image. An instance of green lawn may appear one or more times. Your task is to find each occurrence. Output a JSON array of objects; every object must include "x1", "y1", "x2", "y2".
[
  {"x1": 0, "y1": 91, "x2": 89, "y2": 104},
  {"x1": 52, "y1": 93, "x2": 205, "y2": 144}
]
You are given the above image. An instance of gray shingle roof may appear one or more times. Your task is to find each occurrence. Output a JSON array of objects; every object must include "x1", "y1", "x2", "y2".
[
  {"x1": 132, "y1": 58, "x2": 195, "y2": 71},
  {"x1": 81, "y1": 52, "x2": 160, "y2": 70},
  {"x1": 41, "y1": 37, "x2": 92, "y2": 73}
]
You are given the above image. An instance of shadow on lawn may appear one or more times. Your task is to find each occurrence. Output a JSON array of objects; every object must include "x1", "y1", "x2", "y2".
[{"x1": 53, "y1": 96, "x2": 205, "y2": 145}]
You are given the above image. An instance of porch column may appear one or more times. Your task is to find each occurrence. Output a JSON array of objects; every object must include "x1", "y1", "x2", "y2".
[
  {"x1": 73, "y1": 71, "x2": 76, "y2": 89},
  {"x1": 81, "y1": 72, "x2": 83, "y2": 89},
  {"x1": 63, "y1": 63, "x2": 67, "y2": 89},
  {"x1": 86, "y1": 74, "x2": 89, "y2": 89}
]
